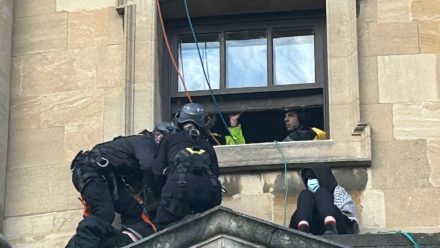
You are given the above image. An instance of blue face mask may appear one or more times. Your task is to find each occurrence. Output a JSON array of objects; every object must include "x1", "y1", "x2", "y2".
[{"x1": 307, "y1": 178, "x2": 319, "y2": 193}]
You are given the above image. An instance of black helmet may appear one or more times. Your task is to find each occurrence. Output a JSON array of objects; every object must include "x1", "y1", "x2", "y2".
[
  {"x1": 153, "y1": 121, "x2": 176, "y2": 134},
  {"x1": 175, "y1": 103, "x2": 206, "y2": 128}
]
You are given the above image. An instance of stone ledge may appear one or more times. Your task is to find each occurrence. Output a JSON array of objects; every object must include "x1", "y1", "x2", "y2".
[{"x1": 215, "y1": 125, "x2": 371, "y2": 173}]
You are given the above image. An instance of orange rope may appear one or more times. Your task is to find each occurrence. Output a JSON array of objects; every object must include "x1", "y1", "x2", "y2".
[
  {"x1": 156, "y1": 0, "x2": 192, "y2": 103},
  {"x1": 141, "y1": 212, "x2": 158, "y2": 232}
]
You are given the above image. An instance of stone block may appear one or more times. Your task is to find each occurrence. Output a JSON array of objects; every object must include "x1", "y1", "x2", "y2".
[
  {"x1": 419, "y1": 21, "x2": 440, "y2": 54},
  {"x1": 9, "y1": 97, "x2": 42, "y2": 130},
  {"x1": 326, "y1": 0, "x2": 355, "y2": 24},
  {"x1": 103, "y1": 88, "x2": 124, "y2": 140},
  {"x1": 3, "y1": 209, "x2": 81, "y2": 247},
  {"x1": 5, "y1": 164, "x2": 80, "y2": 217},
  {"x1": 97, "y1": 45, "x2": 124, "y2": 88},
  {"x1": 7, "y1": 127, "x2": 64, "y2": 169},
  {"x1": 12, "y1": 13, "x2": 68, "y2": 56},
  {"x1": 327, "y1": 22, "x2": 356, "y2": 58},
  {"x1": 273, "y1": 193, "x2": 297, "y2": 227},
  {"x1": 11, "y1": 48, "x2": 98, "y2": 99},
  {"x1": 427, "y1": 140, "x2": 440, "y2": 187},
  {"x1": 107, "y1": 7, "x2": 124, "y2": 45},
  {"x1": 358, "y1": 0, "x2": 377, "y2": 23},
  {"x1": 377, "y1": 0, "x2": 410, "y2": 23},
  {"x1": 360, "y1": 190, "x2": 386, "y2": 229},
  {"x1": 56, "y1": 0, "x2": 115, "y2": 12},
  {"x1": 63, "y1": 124, "x2": 103, "y2": 165},
  {"x1": 378, "y1": 54, "x2": 438, "y2": 104},
  {"x1": 133, "y1": 88, "x2": 155, "y2": 134},
  {"x1": 328, "y1": 55, "x2": 360, "y2": 105},
  {"x1": 3, "y1": 210, "x2": 82, "y2": 240},
  {"x1": 13, "y1": 0, "x2": 55, "y2": 18},
  {"x1": 222, "y1": 194, "x2": 273, "y2": 222},
  {"x1": 372, "y1": 140, "x2": 431, "y2": 189},
  {"x1": 393, "y1": 103, "x2": 440, "y2": 139},
  {"x1": 361, "y1": 22, "x2": 419, "y2": 56},
  {"x1": 362, "y1": 104, "x2": 394, "y2": 141},
  {"x1": 359, "y1": 57, "x2": 379, "y2": 104},
  {"x1": 330, "y1": 104, "x2": 360, "y2": 141},
  {"x1": 135, "y1": 41, "x2": 154, "y2": 86},
  {"x1": 411, "y1": 0, "x2": 440, "y2": 21},
  {"x1": 68, "y1": 9, "x2": 109, "y2": 49},
  {"x1": 384, "y1": 188, "x2": 440, "y2": 228}
]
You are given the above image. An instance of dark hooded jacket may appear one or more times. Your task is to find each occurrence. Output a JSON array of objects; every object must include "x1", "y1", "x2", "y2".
[
  {"x1": 301, "y1": 165, "x2": 338, "y2": 193},
  {"x1": 301, "y1": 165, "x2": 359, "y2": 226}
]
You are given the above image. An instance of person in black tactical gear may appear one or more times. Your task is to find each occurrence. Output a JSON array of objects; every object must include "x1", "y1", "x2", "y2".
[
  {"x1": 152, "y1": 103, "x2": 222, "y2": 230},
  {"x1": 283, "y1": 108, "x2": 326, "y2": 141},
  {"x1": 289, "y1": 165, "x2": 359, "y2": 235},
  {"x1": 66, "y1": 122, "x2": 176, "y2": 248}
]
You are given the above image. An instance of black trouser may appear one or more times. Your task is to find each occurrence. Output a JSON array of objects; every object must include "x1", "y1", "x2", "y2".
[
  {"x1": 289, "y1": 188, "x2": 353, "y2": 235},
  {"x1": 154, "y1": 172, "x2": 222, "y2": 230},
  {"x1": 67, "y1": 164, "x2": 151, "y2": 247}
]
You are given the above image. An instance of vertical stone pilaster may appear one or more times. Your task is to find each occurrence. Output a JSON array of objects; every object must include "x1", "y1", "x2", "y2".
[
  {"x1": 0, "y1": 0, "x2": 14, "y2": 231},
  {"x1": 327, "y1": 0, "x2": 361, "y2": 141}
]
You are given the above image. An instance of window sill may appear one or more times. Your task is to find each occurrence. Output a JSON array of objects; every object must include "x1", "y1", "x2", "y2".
[{"x1": 215, "y1": 125, "x2": 371, "y2": 173}]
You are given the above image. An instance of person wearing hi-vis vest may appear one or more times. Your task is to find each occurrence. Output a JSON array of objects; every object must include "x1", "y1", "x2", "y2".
[{"x1": 283, "y1": 107, "x2": 326, "y2": 141}]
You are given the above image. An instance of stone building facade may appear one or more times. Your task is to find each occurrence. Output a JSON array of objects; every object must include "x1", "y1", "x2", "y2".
[{"x1": 0, "y1": 0, "x2": 439, "y2": 247}]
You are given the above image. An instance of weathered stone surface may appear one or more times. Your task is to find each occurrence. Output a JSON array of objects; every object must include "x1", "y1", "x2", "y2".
[
  {"x1": 362, "y1": 104, "x2": 394, "y2": 141},
  {"x1": 97, "y1": 45, "x2": 124, "y2": 88},
  {"x1": 9, "y1": 97, "x2": 42, "y2": 130},
  {"x1": 7, "y1": 127, "x2": 64, "y2": 169},
  {"x1": 11, "y1": 48, "x2": 98, "y2": 98},
  {"x1": 68, "y1": 9, "x2": 109, "y2": 49},
  {"x1": 393, "y1": 102, "x2": 440, "y2": 139},
  {"x1": 411, "y1": 0, "x2": 440, "y2": 21},
  {"x1": 372, "y1": 140, "x2": 431, "y2": 189},
  {"x1": 378, "y1": 54, "x2": 438, "y2": 104},
  {"x1": 107, "y1": 8, "x2": 124, "y2": 45},
  {"x1": 330, "y1": 104, "x2": 360, "y2": 141},
  {"x1": 361, "y1": 22, "x2": 419, "y2": 56},
  {"x1": 419, "y1": 21, "x2": 440, "y2": 53},
  {"x1": 4, "y1": 209, "x2": 80, "y2": 247},
  {"x1": 360, "y1": 190, "x2": 386, "y2": 229},
  {"x1": 327, "y1": 23, "x2": 357, "y2": 59},
  {"x1": 56, "y1": 0, "x2": 115, "y2": 12},
  {"x1": 0, "y1": 66, "x2": 10, "y2": 112},
  {"x1": 13, "y1": 0, "x2": 55, "y2": 18},
  {"x1": 12, "y1": 13, "x2": 67, "y2": 55},
  {"x1": 135, "y1": 41, "x2": 154, "y2": 87},
  {"x1": 103, "y1": 88, "x2": 124, "y2": 140},
  {"x1": 359, "y1": 57, "x2": 379, "y2": 104},
  {"x1": 427, "y1": 140, "x2": 440, "y2": 187},
  {"x1": 273, "y1": 193, "x2": 297, "y2": 227},
  {"x1": 133, "y1": 88, "x2": 155, "y2": 134},
  {"x1": 5, "y1": 164, "x2": 80, "y2": 216},
  {"x1": 384, "y1": 188, "x2": 440, "y2": 228},
  {"x1": 377, "y1": 0, "x2": 410, "y2": 23},
  {"x1": 326, "y1": 0, "x2": 355, "y2": 24},
  {"x1": 328, "y1": 55, "x2": 360, "y2": 105},
  {"x1": 357, "y1": 0, "x2": 377, "y2": 23},
  {"x1": 63, "y1": 123, "x2": 103, "y2": 165},
  {"x1": 222, "y1": 194, "x2": 273, "y2": 222},
  {"x1": 0, "y1": 106, "x2": 8, "y2": 206}
]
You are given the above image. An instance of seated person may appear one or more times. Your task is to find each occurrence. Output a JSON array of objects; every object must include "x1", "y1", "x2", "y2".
[
  {"x1": 207, "y1": 112, "x2": 246, "y2": 145},
  {"x1": 283, "y1": 107, "x2": 326, "y2": 141},
  {"x1": 289, "y1": 165, "x2": 359, "y2": 235}
]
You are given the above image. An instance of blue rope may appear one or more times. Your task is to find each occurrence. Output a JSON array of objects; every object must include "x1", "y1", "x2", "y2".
[
  {"x1": 182, "y1": 0, "x2": 236, "y2": 144},
  {"x1": 396, "y1": 230, "x2": 421, "y2": 248},
  {"x1": 274, "y1": 141, "x2": 289, "y2": 227}
]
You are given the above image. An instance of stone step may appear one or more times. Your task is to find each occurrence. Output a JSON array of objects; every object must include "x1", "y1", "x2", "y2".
[{"x1": 324, "y1": 233, "x2": 440, "y2": 248}]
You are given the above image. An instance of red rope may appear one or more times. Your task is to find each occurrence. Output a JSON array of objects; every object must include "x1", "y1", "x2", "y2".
[{"x1": 156, "y1": 0, "x2": 192, "y2": 103}]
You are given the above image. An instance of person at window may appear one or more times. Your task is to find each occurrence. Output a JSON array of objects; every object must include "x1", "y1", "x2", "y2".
[
  {"x1": 289, "y1": 165, "x2": 359, "y2": 235},
  {"x1": 66, "y1": 122, "x2": 176, "y2": 248},
  {"x1": 207, "y1": 112, "x2": 246, "y2": 145},
  {"x1": 152, "y1": 103, "x2": 222, "y2": 230},
  {"x1": 283, "y1": 108, "x2": 326, "y2": 141}
]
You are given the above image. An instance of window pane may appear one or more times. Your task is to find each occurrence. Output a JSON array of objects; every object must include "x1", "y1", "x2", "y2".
[
  {"x1": 273, "y1": 28, "x2": 315, "y2": 85},
  {"x1": 178, "y1": 34, "x2": 220, "y2": 92},
  {"x1": 226, "y1": 31, "x2": 267, "y2": 88}
]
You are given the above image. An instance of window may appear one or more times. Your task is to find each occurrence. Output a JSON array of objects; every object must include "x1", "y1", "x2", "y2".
[{"x1": 164, "y1": 10, "x2": 328, "y2": 142}]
